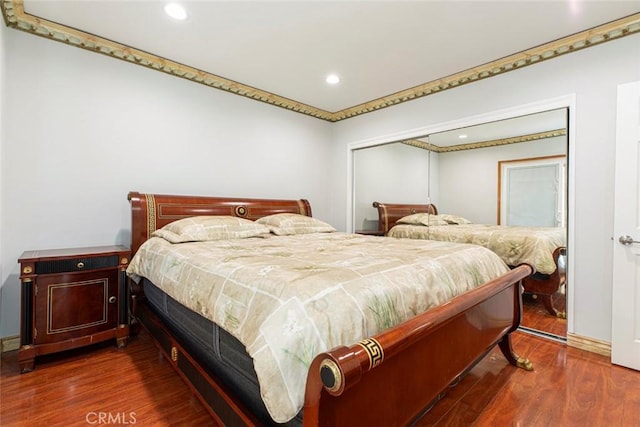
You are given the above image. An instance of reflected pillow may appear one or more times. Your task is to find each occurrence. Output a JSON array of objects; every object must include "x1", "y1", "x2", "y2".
[
  {"x1": 397, "y1": 213, "x2": 449, "y2": 226},
  {"x1": 256, "y1": 213, "x2": 336, "y2": 235},
  {"x1": 439, "y1": 214, "x2": 472, "y2": 225},
  {"x1": 152, "y1": 216, "x2": 271, "y2": 243}
]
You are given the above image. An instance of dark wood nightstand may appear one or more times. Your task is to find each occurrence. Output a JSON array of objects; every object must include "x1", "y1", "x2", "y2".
[{"x1": 18, "y1": 245, "x2": 130, "y2": 373}]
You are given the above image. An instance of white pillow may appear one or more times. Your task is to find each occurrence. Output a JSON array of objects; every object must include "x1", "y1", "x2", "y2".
[
  {"x1": 438, "y1": 214, "x2": 472, "y2": 224},
  {"x1": 397, "y1": 213, "x2": 449, "y2": 226},
  {"x1": 152, "y1": 216, "x2": 270, "y2": 243},
  {"x1": 256, "y1": 213, "x2": 336, "y2": 235}
]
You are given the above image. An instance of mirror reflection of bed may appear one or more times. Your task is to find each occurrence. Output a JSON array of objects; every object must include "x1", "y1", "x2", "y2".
[{"x1": 353, "y1": 108, "x2": 568, "y2": 340}]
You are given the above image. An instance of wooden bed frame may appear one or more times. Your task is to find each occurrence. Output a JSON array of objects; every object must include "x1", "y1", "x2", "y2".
[
  {"x1": 373, "y1": 201, "x2": 566, "y2": 318},
  {"x1": 128, "y1": 191, "x2": 533, "y2": 426}
]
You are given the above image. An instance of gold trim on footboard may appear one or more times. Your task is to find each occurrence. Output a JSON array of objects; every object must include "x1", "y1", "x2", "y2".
[{"x1": 304, "y1": 265, "x2": 533, "y2": 426}]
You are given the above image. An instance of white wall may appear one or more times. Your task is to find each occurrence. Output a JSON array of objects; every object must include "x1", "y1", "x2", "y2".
[
  {"x1": 354, "y1": 136, "x2": 565, "y2": 229},
  {"x1": 438, "y1": 136, "x2": 566, "y2": 224},
  {"x1": 353, "y1": 143, "x2": 435, "y2": 230},
  {"x1": 332, "y1": 34, "x2": 640, "y2": 343},
  {"x1": 0, "y1": 30, "x2": 333, "y2": 337}
]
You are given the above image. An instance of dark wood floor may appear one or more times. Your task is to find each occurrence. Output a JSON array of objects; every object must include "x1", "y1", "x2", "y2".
[
  {"x1": 2, "y1": 328, "x2": 638, "y2": 426},
  {"x1": 0, "y1": 332, "x2": 213, "y2": 426},
  {"x1": 521, "y1": 290, "x2": 567, "y2": 337}
]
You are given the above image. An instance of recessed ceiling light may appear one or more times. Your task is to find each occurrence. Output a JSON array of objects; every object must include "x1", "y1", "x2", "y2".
[
  {"x1": 165, "y1": 3, "x2": 187, "y2": 20},
  {"x1": 326, "y1": 74, "x2": 340, "y2": 85},
  {"x1": 458, "y1": 134, "x2": 468, "y2": 139}
]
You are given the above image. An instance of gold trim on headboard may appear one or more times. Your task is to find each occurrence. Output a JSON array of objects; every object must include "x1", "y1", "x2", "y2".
[
  {"x1": 296, "y1": 200, "x2": 308, "y2": 217},
  {"x1": 145, "y1": 194, "x2": 156, "y2": 240},
  {"x1": 2, "y1": 0, "x2": 638, "y2": 122}
]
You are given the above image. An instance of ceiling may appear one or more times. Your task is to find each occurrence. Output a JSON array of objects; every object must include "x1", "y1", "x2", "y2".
[
  {"x1": 13, "y1": 0, "x2": 639, "y2": 122},
  {"x1": 423, "y1": 108, "x2": 567, "y2": 149}
]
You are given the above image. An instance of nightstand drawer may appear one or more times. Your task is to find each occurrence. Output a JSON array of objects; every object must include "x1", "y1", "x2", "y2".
[{"x1": 34, "y1": 255, "x2": 120, "y2": 275}]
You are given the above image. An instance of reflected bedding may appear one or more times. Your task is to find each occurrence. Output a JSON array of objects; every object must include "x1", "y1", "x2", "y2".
[{"x1": 388, "y1": 223, "x2": 565, "y2": 274}]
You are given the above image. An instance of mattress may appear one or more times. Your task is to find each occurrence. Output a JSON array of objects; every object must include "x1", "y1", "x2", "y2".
[{"x1": 143, "y1": 277, "x2": 302, "y2": 426}]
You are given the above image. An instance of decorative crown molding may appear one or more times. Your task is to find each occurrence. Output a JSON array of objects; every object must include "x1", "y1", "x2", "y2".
[
  {"x1": 403, "y1": 128, "x2": 567, "y2": 153},
  {"x1": 1, "y1": 0, "x2": 335, "y2": 121},
  {"x1": 335, "y1": 14, "x2": 640, "y2": 121},
  {"x1": 2, "y1": 0, "x2": 639, "y2": 122}
]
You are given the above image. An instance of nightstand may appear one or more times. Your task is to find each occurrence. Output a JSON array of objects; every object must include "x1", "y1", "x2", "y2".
[{"x1": 18, "y1": 245, "x2": 130, "y2": 373}]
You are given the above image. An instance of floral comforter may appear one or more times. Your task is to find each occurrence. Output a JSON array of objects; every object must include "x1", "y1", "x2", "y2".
[
  {"x1": 127, "y1": 232, "x2": 509, "y2": 422},
  {"x1": 388, "y1": 224, "x2": 566, "y2": 274}
]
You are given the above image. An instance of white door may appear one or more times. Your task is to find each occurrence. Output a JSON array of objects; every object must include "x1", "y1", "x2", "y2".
[{"x1": 612, "y1": 80, "x2": 640, "y2": 371}]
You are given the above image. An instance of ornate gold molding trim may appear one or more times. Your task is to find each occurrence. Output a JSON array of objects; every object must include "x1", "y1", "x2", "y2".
[
  {"x1": 2, "y1": 0, "x2": 639, "y2": 122},
  {"x1": 1, "y1": 0, "x2": 334, "y2": 120},
  {"x1": 403, "y1": 128, "x2": 567, "y2": 153},
  {"x1": 335, "y1": 15, "x2": 640, "y2": 121}
]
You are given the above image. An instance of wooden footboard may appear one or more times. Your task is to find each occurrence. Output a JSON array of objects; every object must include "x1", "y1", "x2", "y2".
[
  {"x1": 128, "y1": 192, "x2": 534, "y2": 426},
  {"x1": 303, "y1": 264, "x2": 532, "y2": 426},
  {"x1": 522, "y1": 246, "x2": 567, "y2": 318}
]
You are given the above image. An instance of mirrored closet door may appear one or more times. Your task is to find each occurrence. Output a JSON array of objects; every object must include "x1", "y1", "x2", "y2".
[{"x1": 353, "y1": 108, "x2": 569, "y2": 340}]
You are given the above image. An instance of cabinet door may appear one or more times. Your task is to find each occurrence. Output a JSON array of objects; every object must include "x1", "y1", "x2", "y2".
[{"x1": 34, "y1": 270, "x2": 119, "y2": 344}]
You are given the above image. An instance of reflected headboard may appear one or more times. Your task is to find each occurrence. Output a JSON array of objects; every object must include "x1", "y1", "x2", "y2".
[
  {"x1": 372, "y1": 201, "x2": 438, "y2": 235},
  {"x1": 128, "y1": 191, "x2": 312, "y2": 255}
]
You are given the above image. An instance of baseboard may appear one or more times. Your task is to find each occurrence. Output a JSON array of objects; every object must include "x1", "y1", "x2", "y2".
[
  {"x1": 1, "y1": 335, "x2": 20, "y2": 354},
  {"x1": 567, "y1": 332, "x2": 611, "y2": 358}
]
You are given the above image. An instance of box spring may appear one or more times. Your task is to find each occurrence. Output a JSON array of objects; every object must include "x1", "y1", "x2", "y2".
[{"x1": 142, "y1": 278, "x2": 302, "y2": 426}]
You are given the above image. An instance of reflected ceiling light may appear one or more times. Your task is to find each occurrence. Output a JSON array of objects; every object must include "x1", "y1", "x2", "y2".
[
  {"x1": 165, "y1": 3, "x2": 188, "y2": 20},
  {"x1": 326, "y1": 74, "x2": 340, "y2": 85},
  {"x1": 458, "y1": 134, "x2": 468, "y2": 139}
]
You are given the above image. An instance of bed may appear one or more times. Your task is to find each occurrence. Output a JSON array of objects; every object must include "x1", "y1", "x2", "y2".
[
  {"x1": 126, "y1": 191, "x2": 533, "y2": 426},
  {"x1": 373, "y1": 201, "x2": 566, "y2": 318}
]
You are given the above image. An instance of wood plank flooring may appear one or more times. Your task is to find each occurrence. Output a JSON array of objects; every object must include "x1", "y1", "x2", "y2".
[
  {"x1": 521, "y1": 290, "x2": 567, "y2": 337},
  {"x1": 1, "y1": 329, "x2": 639, "y2": 426},
  {"x1": 0, "y1": 332, "x2": 212, "y2": 426}
]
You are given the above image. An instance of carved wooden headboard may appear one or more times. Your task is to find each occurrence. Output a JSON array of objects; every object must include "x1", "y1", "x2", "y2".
[
  {"x1": 372, "y1": 201, "x2": 438, "y2": 235},
  {"x1": 128, "y1": 192, "x2": 312, "y2": 255}
]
